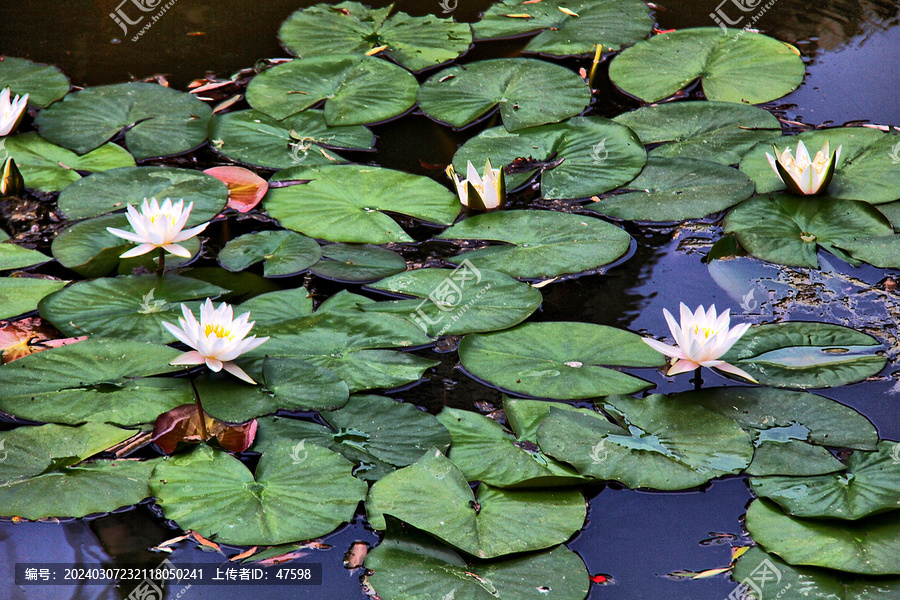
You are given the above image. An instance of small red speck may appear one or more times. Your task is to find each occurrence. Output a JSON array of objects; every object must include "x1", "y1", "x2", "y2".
[
  {"x1": 654, "y1": 28, "x2": 676, "y2": 34},
  {"x1": 590, "y1": 574, "x2": 608, "y2": 584}
]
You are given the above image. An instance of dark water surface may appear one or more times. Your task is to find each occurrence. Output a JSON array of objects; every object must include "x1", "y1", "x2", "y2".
[{"x1": 1, "y1": 0, "x2": 899, "y2": 598}]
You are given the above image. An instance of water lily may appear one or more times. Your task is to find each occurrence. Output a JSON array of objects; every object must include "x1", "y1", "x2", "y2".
[
  {"x1": 106, "y1": 197, "x2": 208, "y2": 259},
  {"x1": 1, "y1": 157, "x2": 24, "y2": 197},
  {"x1": 0, "y1": 88, "x2": 29, "y2": 136},
  {"x1": 766, "y1": 140, "x2": 841, "y2": 196},
  {"x1": 162, "y1": 299, "x2": 269, "y2": 384},
  {"x1": 446, "y1": 159, "x2": 505, "y2": 210},
  {"x1": 642, "y1": 303, "x2": 757, "y2": 383}
]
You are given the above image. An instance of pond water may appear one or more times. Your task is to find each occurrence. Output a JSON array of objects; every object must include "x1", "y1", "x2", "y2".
[{"x1": 1, "y1": 0, "x2": 899, "y2": 599}]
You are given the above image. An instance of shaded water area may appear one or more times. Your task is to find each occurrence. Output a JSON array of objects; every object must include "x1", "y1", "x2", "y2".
[{"x1": 1, "y1": 0, "x2": 900, "y2": 598}]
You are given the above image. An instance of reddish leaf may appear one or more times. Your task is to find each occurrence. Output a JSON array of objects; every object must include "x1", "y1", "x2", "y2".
[
  {"x1": 0, "y1": 317, "x2": 85, "y2": 363},
  {"x1": 203, "y1": 166, "x2": 268, "y2": 213},
  {"x1": 151, "y1": 404, "x2": 257, "y2": 453}
]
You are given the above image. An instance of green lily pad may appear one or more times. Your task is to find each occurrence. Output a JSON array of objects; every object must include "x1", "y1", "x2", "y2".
[
  {"x1": 0, "y1": 277, "x2": 68, "y2": 319},
  {"x1": 0, "y1": 133, "x2": 134, "y2": 192},
  {"x1": 265, "y1": 164, "x2": 459, "y2": 243},
  {"x1": 586, "y1": 157, "x2": 754, "y2": 222},
  {"x1": 366, "y1": 520, "x2": 590, "y2": 600},
  {"x1": 364, "y1": 267, "x2": 542, "y2": 336},
  {"x1": 609, "y1": 27, "x2": 805, "y2": 104},
  {"x1": 740, "y1": 128, "x2": 900, "y2": 203},
  {"x1": 750, "y1": 441, "x2": 900, "y2": 520},
  {"x1": 459, "y1": 321, "x2": 664, "y2": 399},
  {"x1": 537, "y1": 395, "x2": 753, "y2": 490},
  {"x1": 218, "y1": 230, "x2": 322, "y2": 277},
  {"x1": 839, "y1": 234, "x2": 900, "y2": 268},
  {"x1": 56, "y1": 166, "x2": 228, "y2": 222},
  {"x1": 612, "y1": 101, "x2": 782, "y2": 165},
  {"x1": 0, "y1": 241, "x2": 50, "y2": 271},
  {"x1": 746, "y1": 498, "x2": 900, "y2": 575},
  {"x1": 452, "y1": 116, "x2": 646, "y2": 198},
  {"x1": 236, "y1": 288, "x2": 314, "y2": 326},
  {"x1": 438, "y1": 210, "x2": 632, "y2": 279},
  {"x1": 473, "y1": 0, "x2": 652, "y2": 55},
  {"x1": 722, "y1": 194, "x2": 894, "y2": 268},
  {"x1": 417, "y1": 58, "x2": 591, "y2": 131},
  {"x1": 179, "y1": 266, "x2": 279, "y2": 303},
  {"x1": 309, "y1": 243, "x2": 407, "y2": 282},
  {"x1": 151, "y1": 441, "x2": 367, "y2": 546},
  {"x1": 366, "y1": 448, "x2": 586, "y2": 558},
  {"x1": 0, "y1": 56, "x2": 70, "y2": 108},
  {"x1": 246, "y1": 55, "x2": 417, "y2": 124},
  {"x1": 278, "y1": 2, "x2": 472, "y2": 72},
  {"x1": 35, "y1": 82, "x2": 212, "y2": 159},
  {"x1": 208, "y1": 109, "x2": 373, "y2": 170},
  {"x1": 38, "y1": 274, "x2": 229, "y2": 342},
  {"x1": 721, "y1": 321, "x2": 886, "y2": 389}
]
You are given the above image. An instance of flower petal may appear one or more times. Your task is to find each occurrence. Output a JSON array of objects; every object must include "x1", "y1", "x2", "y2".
[{"x1": 222, "y1": 361, "x2": 257, "y2": 384}]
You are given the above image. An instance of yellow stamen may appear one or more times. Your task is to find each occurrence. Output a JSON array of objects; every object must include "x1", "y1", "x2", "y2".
[{"x1": 204, "y1": 323, "x2": 233, "y2": 339}]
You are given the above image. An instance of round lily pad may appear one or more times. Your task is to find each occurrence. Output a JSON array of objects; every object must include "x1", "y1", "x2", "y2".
[
  {"x1": 417, "y1": 58, "x2": 592, "y2": 131},
  {"x1": 452, "y1": 116, "x2": 646, "y2": 199},
  {"x1": 236, "y1": 288, "x2": 314, "y2": 326},
  {"x1": 278, "y1": 2, "x2": 472, "y2": 72},
  {"x1": 35, "y1": 82, "x2": 212, "y2": 159},
  {"x1": 0, "y1": 56, "x2": 70, "y2": 107},
  {"x1": 264, "y1": 164, "x2": 459, "y2": 243},
  {"x1": 151, "y1": 441, "x2": 367, "y2": 546},
  {"x1": 437, "y1": 210, "x2": 632, "y2": 279},
  {"x1": 0, "y1": 277, "x2": 68, "y2": 320},
  {"x1": 459, "y1": 321, "x2": 664, "y2": 399},
  {"x1": 309, "y1": 243, "x2": 407, "y2": 282},
  {"x1": 246, "y1": 55, "x2": 418, "y2": 124},
  {"x1": 586, "y1": 157, "x2": 755, "y2": 222},
  {"x1": 218, "y1": 230, "x2": 322, "y2": 277},
  {"x1": 609, "y1": 27, "x2": 805, "y2": 104}
]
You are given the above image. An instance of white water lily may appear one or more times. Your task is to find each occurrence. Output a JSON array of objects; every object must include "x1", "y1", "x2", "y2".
[
  {"x1": 0, "y1": 88, "x2": 29, "y2": 136},
  {"x1": 446, "y1": 159, "x2": 506, "y2": 210},
  {"x1": 106, "y1": 197, "x2": 208, "y2": 258},
  {"x1": 642, "y1": 303, "x2": 757, "y2": 383},
  {"x1": 766, "y1": 140, "x2": 841, "y2": 196},
  {"x1": 162, "y1": 299, "x2": 269, "y2": 384}
]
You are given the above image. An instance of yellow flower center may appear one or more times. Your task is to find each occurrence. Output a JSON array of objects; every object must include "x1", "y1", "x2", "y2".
[
  {"x1": 693, "y1": 325, "x2": 718, "y2": 339},
  {"x1": 204, "y1": 323, "x2": 233, "y2": 340},
  {"x1": 148, "y1": 213, "x2": 177, "y2": 227}
]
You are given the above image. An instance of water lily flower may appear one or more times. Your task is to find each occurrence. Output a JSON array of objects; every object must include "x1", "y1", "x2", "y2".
[
  {"x1": 446, "y1": 159, "x2": 506, "y2": 210},
  {"x1": 766, "y1": 140, "x2": 841, "y2": 196},
  {"x1": 0, "y1": 88, "x2": 29, "y2": 136},
  {"x1": 1, "y1": 157, "x2": 24, "y2": 197},
  {"x1": 642, "y1": 303, "x2": 757, "y2": 383},
  {"x1": 162, "y1": 299, "x2": 269, "y2": 384},
  {"x1": 106, "y1": 197, "x2": 208, "y2": 258}
]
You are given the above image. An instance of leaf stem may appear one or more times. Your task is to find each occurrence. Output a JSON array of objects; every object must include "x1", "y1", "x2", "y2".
[
  {"x1": 157, "y1": 247, "x2": 166, "y2": 278},
  {"x1": 186, "y1": 367, "x2": 208, "y2": 440},
  {"x1": 692, "y1": 367, "x2": 703, "y2": 391}
]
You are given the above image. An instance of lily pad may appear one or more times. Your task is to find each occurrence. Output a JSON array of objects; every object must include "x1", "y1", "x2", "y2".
[
  {"x1": 586, "y1": 157, "x2": 755, "y2": 222},
  {"x1": 0, "y1": 277, "x2": 68, "y2": 319},
  {"x1": 438, "y1": 210, "x2": 632, "y2": 279},
  {"x1": 612, "y1": 101, "x2": 782, "y2": 165},
  {"x1": 473, "y1": 0, "x2": 652, "y2": 55},
  {"x1": 740, "y1": 128, "x2": 900, "y2": 203},
  {"x1": 236, "y1": 288, "x2": 314, "y2": 326},
  {"x1": 35, "y1": 82, "x2": 212, "y2": 159},
  {"x1": 721, "y1": 321, "x2": 886, "y2": 389},
  {"x1": 452, "y1": 116, "x2": 646, "y2": 198},
  {"x1": 265, "y1": 164, "x2": 459, "y2": 243},
  {"x1": 459, "y1": 321, "x2": 664, "y2": 399},
  {"x1": 417, "y1": 58, "x2": 591, "y2": 131},
  {"x1": 38, "y1": 274, "x2": 229, "y2": 342},
  {"x1": 366, "y1": 521, "x2": 590, "y2": 600},
  {"x1": 309, "y1": 243, "x2": 407, "y2": 282},
  {"x1": 218, "y1": 230, "x2": 322, "y2": 277},
  {"x1": 56, "y1": 166, "x2": 228, "y2": 222},
  {"x1": 839, "y1": 234, "x2": 900, "y2": 269},
  {"x1": 722, "y1": 194, "x2": 894, "y2": 268},
  {"x1": 0, "y1": 133, "x2": 134, "y2": 192},
  {"x1": 208, "y1": 109, "x2": 373, "y2": 170},
  {"x1": 364, "y1": 267, "x2": 542, "y2": 336},
  {"x1": 537, "y1": 395, "x2": 753, "y2": 490},
  {"x1": 746, "y1": 498, "x2": 900, "y2": 575},
  {"x1": 151, "y1": 441, "x2": 367, "y2": 545},
  {"x1": 0, "y1": 56, "x2": 70, "y2": 107},
  {"x1": 609, "y1": 28, "x2": 804, "y2": 104},
  {"x1": 0, "y1": 241, "x2": 50, "y2": 271},
  {"x1": 366, "y1": 448, "x2": 586, "y2": 558},
  {"x1": 278, "y1": 2, "x2": 472, "y2": 72},
  {"x1": 246, "y1": 55, "x2": 417, "y2": 124}
]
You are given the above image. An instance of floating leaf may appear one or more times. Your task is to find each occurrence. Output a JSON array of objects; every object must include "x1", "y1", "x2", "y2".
[
  {"x1": 203, "y1": 166, "x2": 268, "y2": 213},
  {"x1": 0, "y1": 277, "x2": 68, "y2": 320},
  {"x1": 459, "y1": 321, "x2": 664, "y2": 399},
  {"x1": 265, "y1": 164, "x2": 459, "y2": 243},
  {"x1": 438, "y1": 211, "x2": 632, "y2": 279},
  {"x1": 309, "y1": 243, "x2": 407, "y2": 282},
  {"x1": 278, "y1": 2, "x2": 473, "y2": 72},
  {"x1": 417, "y1": 58, "x2": 591, "y2": 131},
  {"x1": 609, "y1": 28, "x2": 805, "y2": 104},
  {"x1": 0, "y1": 318, "x2": 83, "y2": 364},
  {"x1": 839, "y1": 234, "x2": 900, "y2": 269},
  {"x1": 0, "y1": 240, "x2": 50, "y2": 271},
  {"x1": 35, "y1": 82, "x2": 212, "y2": 159},
  {"x1": 246, "y1": 55, "x2": 417, "y2": 124},
  {"x1": 151, "y1": 404, "x2": 257, "y2": 454},
  {"x1": 586, "y1": 157, "x2": 754, "y2": 222},
  {"x1": 236, "y1": 288, "x2": 314, "y2": 327},
  {"x1": 473, "y1": 0, "x2": 652, "y2": 55},
  {"x1": 0, "y1": 56, "x2": 70, "y2": 107},
  {"x1": 218, "y1": 230, "x2": 322, "y2": 277}
]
